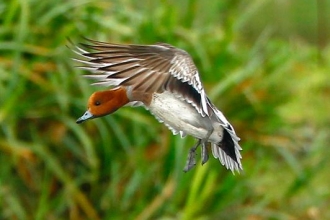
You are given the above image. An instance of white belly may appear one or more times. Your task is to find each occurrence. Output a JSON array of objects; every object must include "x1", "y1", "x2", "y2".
[{"x1": 148, "y1": 91, "x2": 223, "y2": 142}]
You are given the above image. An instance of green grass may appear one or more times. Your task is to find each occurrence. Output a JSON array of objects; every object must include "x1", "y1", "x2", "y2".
[{"x1": 1, "y1": 0, "x2": 330, "y2": 219}]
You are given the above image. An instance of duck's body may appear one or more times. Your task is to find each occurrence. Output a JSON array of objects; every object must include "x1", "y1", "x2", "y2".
[
  {"x1": 73, "y1": 39, "x2": 242, "y2": 172},
  {"x1": 148, "y1": 91, "x2": 222, "y2": 142}
]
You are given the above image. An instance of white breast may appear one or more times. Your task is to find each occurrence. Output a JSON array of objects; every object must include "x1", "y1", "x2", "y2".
[{"x1": 148, "y1": 91, "x2": 223, "y2": 142}]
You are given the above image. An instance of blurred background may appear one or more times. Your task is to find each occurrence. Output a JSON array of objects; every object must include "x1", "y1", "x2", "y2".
[{"x1": 1, "y1": 0, "x2": 329, "y2": 219}]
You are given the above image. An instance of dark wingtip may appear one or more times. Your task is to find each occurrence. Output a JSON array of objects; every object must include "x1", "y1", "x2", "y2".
[{"x1": 219, "y1": 129, "x2": 238, "y2": 163}]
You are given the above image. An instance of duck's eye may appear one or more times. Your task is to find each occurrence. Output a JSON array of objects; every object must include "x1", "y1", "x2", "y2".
[{"x1": 95, "y1": 101, "x2": 101, "y2": 106}]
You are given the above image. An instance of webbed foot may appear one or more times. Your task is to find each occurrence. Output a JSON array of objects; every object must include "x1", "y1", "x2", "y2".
[{"x1": 183, "y1": 139, "x2": 201, "y2": 172}]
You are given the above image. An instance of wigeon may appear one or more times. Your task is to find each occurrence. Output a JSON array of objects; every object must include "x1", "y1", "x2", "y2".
[{"x1": 73, "y1": 39, "x2": 242, "y2": 172}]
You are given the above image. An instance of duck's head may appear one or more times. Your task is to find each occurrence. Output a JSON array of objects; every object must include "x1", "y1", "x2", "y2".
[{"x1": 76, "y1": 87, "x2": 129, "y2": 123}]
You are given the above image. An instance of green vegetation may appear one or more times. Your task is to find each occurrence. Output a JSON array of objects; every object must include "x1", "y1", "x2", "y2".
[{"x1": 1, "y1": 0, "x2": 329, "y2": 219}]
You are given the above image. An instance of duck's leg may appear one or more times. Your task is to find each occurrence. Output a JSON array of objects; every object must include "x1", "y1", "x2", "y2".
[
  {"x1": 183, "y1": 139, "x2": 201, "y2": 172},
  {"x1": 201, "y1": 142, "x2": 209, "y2": 165},
  {"x1": 183, "y1": 125, "x2": 214, "y2": 172},
  {"x1": 200, "y1": 127, "x2": 212, "y2": 165}
]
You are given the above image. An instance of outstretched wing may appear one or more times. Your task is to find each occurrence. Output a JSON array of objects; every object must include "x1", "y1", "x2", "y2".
[
  {"x1": 208, "y1": 100, "x2": 242, "y2": 172},
  {"x1": 72, "y1": 38, "x2": 210, "y2": 116}
]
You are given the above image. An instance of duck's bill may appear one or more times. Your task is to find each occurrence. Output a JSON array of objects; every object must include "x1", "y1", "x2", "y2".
[{"x1": 76, "y1": 110, "x2": 94, "y2": 124}]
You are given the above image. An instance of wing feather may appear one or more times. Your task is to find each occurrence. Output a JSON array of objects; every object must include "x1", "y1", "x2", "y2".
[{"x1": 73, "y1": 39, "x2": 209, "y2": 116}]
